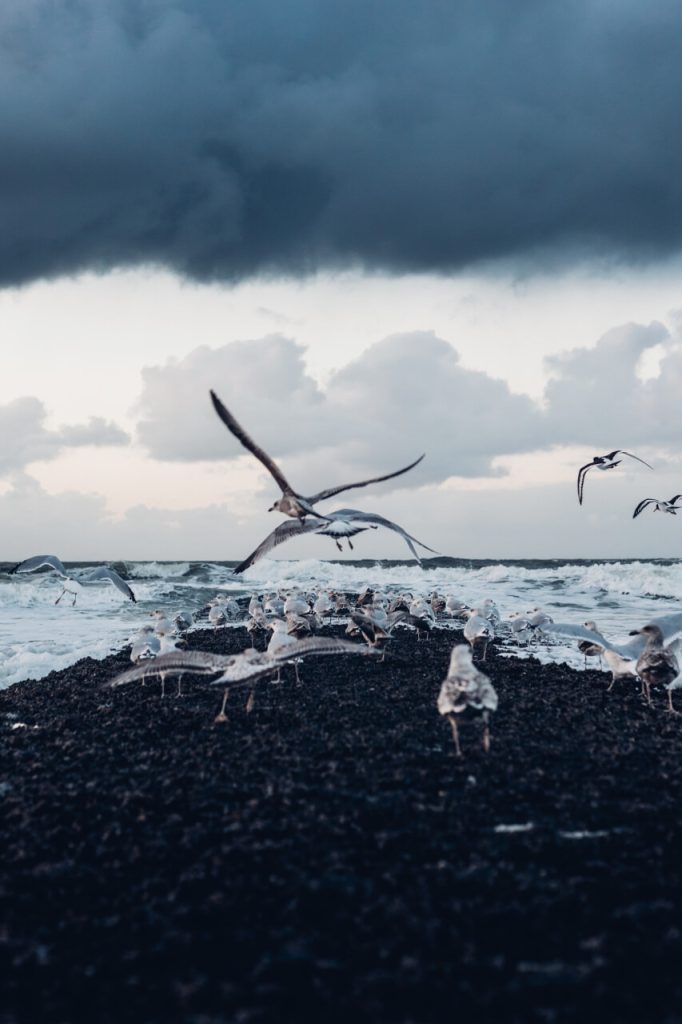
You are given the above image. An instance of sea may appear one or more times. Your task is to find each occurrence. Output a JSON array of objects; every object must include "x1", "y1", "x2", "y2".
[{"x1": 1, "y1": 557, "x2": 681, "y2": 689}]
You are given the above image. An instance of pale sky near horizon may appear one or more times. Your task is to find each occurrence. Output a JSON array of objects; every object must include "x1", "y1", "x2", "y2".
[{"x1": 4, "y1": 2, "x2": 682, "y2": 561}]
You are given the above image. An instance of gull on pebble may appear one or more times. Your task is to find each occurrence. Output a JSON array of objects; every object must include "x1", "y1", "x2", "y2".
[
  {"x1": 577, "y1": 450, "x2": 652, "y2": 505},
  {"x1": 577, "y1": 620, "x2": 604, "y2": 669},
  {"x1": 463, "y1": 610, "x2": 493, "y2": 661},
  {"x1": 173, "y1": 610, "x2": 194, "y2": 633},
  {"x1": 437, "y1": 644, "x2": 498, "y2": 757},
  {"x1": 210, "y1": 389, "x2": 425, "y2": 521},
  {"x1": 108, "y1": 637, "x2": 380, "y2": 722},
  {"x1": 629, "y1": 624, "x2": 681, "y2": 710}
]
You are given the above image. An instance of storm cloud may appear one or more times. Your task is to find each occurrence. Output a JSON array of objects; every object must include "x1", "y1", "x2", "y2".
[{"x1": 3, "y1": 1, "x2": 682, "y2": 286}]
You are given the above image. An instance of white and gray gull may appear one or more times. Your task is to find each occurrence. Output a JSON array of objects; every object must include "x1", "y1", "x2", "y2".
[
  {"x1": 231, "y1": 508, "x2": 437, "y2": 573},
  {"x1": 577, "y1": 450, "x2": 652, "y2": 505},
  {"x1": 632, "y1": 495, "x2": 682, "y2": 519},
  {"x1": 10, "y1": 555, "x2": 136, "y2": 604},
  {"x1": 210, "y1": 390, "x2": 424, "y2": 521}
]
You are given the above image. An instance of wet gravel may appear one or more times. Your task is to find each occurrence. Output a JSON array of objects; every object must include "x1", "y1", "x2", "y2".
[{"x1": 1, "y1": 625, "x2": 682, "y2": 1023}]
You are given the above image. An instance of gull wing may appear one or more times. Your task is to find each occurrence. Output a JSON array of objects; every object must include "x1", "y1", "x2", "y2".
[
  {"x1": 306, "y1": 454, "x2": 425, "y2": 505},
  {"x1": 11, "y1": 554, "x2": 68, "y2": 577},
  {"x1": 576, "y1": 462, "x2": 594, "y2": 505},
  {"x1": 265, "y1": 636, "x2": 380, "y2": 664},
  {"x1": 632, "y1": 498, "x2": 656, "y2": 519},
  {"x1": 648, "y1": 613, "x2": 682, "y2": 644},
  {"x1": 210, "y1": 390, "x2": 295, "y2": 496},
  {"x1": 233, "y1": 519, "x2": 324, "y2": 575},
  {"x1": 332, "y1": 508, "x2": 439, "y2": 559},
  {"x1": 108, "y1": 650, "x2": 237, "y2": 688},
  {"x1": 79, "y1": 567, "x2": 136, "y2": 602},
  {"x1": 612, "y1": 450, "x2": 653, "y2": 469},
  {"x1": 542, "y1": 622, "x2": 613, "y2": 651}
]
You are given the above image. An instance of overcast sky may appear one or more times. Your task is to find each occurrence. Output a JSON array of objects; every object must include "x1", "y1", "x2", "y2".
[{"x1": 3, "y1": 1, "x2": 682, "y2": 561}]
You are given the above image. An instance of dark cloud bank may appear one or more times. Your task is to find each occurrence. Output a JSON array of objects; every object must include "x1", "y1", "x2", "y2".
[{"x1": 3, "y1": 1, "x2": 682, "y2": 286}]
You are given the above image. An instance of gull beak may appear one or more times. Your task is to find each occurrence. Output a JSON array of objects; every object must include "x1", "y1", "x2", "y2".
[{"x1": 628, "y1": 629, "x2": 642, "y2": 636}]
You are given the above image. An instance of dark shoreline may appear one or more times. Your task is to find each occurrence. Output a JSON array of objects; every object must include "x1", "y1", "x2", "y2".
[{"x1": 1, "y1": 626, "x2": 682, "y2": 1023}]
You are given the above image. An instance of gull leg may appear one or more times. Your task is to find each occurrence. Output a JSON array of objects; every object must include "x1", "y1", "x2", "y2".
[
  {"x1": 215, "y1": 688, "x2": 230, "y2": 724},
  {"x1": 607, "y1": 675, "x2": 616, "y2": 693},
  {"x1": 481, "y1": 638, "x2": 489, "y2": 662},
  {"x1": 294, "y1": 660, "x2": 301, "y2": 684},
  {"x1": 245, "y1": 689, "x2": 255, "y2": 714},
  {"x1": 482, "y1": 713, "x2": 491, "y2": 753},
  {"x1": 55, "y1": 588, "x2": 65, "y2": 605},
  {"x1": 448, "y1": 714, "x2": 462, "y2": 758},
  {"x1": 72, "y1": 593, "x2": 77, "y2": 606},
  {"x1": 667, "y1": 689, "x2": 680, "y2": 715},
  {"x1": 160, "y1": 673, "x2": 166, "y2": 699},
  {"x1": 176, "y1": 676, "x2": 184, "y2": 698}
]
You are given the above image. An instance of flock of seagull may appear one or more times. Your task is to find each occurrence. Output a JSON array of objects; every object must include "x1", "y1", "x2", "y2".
[
  {"x1": 92, "y1": 580, "x2": 682, "y2": 759},
  {"x1": 7, "y1": 392, "x2": 682, "y2": 755}
]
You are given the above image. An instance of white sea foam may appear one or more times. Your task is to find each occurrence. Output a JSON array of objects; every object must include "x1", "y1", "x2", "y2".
[{"x1": 1, "y1": 558, "x2": 681, "y2": 688}]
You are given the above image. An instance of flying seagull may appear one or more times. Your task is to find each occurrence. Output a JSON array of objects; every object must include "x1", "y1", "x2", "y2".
[
  {"x1": 577, "y1": 450, "x2": 652, "y2": 505},
  {"x1": 632, "y1": 495, "x2": 682, "y2": 519},
  {"x1": 231, "y1": 507, "x2": 438, "y2": 574},
  {"x1": 210, "y1": 389, "x2": 424, "y2": 520},
  {"x1": 108, "y1": 636, "x2": 380, "y2": 690},
  {"x1": 10, "y1": 555, "x2": 136, "y2": 604}
]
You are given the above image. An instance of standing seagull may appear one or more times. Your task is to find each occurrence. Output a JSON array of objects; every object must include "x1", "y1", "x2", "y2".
[
  {"x1": 632, "y1": 495, "x2": 682, "y2": 519},
  {"x1": 577, "y1": 450, "x2": 652, "y2": 505},
  {"x1": 11, "y1": 555, "x2": 136, "y2": 604},
  {"x1": 210, "y1": 390, "x2": 424, "y2": 520},
  {"x1": 437, "y1": 644, "x2": 498, "y2": 757},
  {"x1": 629, "y1": 625, "x2": 680, "y2": 709}
]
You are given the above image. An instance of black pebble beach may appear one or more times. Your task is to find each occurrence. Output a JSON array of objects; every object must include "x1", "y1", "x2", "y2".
[{"x1": 1, "y1": 625, "x2": 682, "y2": 1023}]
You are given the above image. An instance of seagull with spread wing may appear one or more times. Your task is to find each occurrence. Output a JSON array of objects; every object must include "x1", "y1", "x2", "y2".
[
  {"x1": 210, "y1": 390, "x2": 424, "y2": 520},
  {"x1": 10, "y1": 554, "x2": 136, "y2": 604},
  {"x1": 230, "y1": 507, "x2": 438, "y2": 574},
  {"x1": 632, "y1": 495, "x2": 682, "y2": 519},
  {"x1": 576, "y1": 450, "x2": 652, "y2": 505}
]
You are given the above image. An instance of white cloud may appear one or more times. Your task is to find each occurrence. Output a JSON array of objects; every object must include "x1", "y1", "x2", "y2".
[{"x1": 0, "y1": 397, "x2": 129, "y2": 476}]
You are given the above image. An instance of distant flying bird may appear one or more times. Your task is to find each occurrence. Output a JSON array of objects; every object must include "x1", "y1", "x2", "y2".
[
  {"x1": 632, "y1": 495, "x2": 682, "y2": 519},
  {"x1": 210, "y1": 389, "x2": 424, "y2": 520},
  {"x1": 231, "y1": 508, "x2": 437, "y2": 574},
  {"x1": 577, "y1": 450, "x2": 652, "y2": 505},
  {"x1": 10, "y1": 554, "x2": 136, "y2": 604}
]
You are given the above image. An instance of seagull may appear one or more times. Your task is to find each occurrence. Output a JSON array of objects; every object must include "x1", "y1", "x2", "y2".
[
  {"x1": 437, "y1": 644, "x2": 498, "y2": 757},
  {"x1": 210, "y1": 389, "x2": 425, "y2": 521},
  {"x1": 542, "y1": 615, "x2": 682, "y2": 691},
  {"x1": 10, "y1": 555, "x2": 136, "y2": 604},
  {"x1": 230, "y1": 508, "x2": 437, "y2": 574},
  {"x1": 463, "y1": 610, "x2": 493, "y2": 661},
  {"x1": 629, "y1": 625, "x2": 681, "y2": 709},
  {"x1": 577, "y1": 450, "x2": 652, "y2": 505},
  {"x1": 577, "y1": 620, "x2": 604, "y2": 669},
  {"x1": 632, "y1": 495, "x2": 682, "y2": 519},
  {"x1": 107, "y1": 637, "x2": 380, "y2": 719}
]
